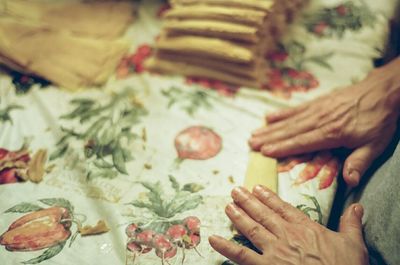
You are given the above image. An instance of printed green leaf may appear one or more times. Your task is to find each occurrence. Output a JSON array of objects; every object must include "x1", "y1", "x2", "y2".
[
  {"x1": 297, "y1": 194, "x2": 323, "y2": 224},
  {"x1": 93, "y1": 159, "x2": 114, "y2": 169},
  {"x1": 4, "y1": 203, "x2": 43, "y2": 213},
  {"x1": 182, "y1": 183, "x2": 205, "y2": 193},
  {"x1": 162, "y1": 86, "x2": 213, "y2": 116},
  {"x1": 83, "y1": 117, "x2": 107, "y2": 139},
  {"x1": 305, "y1": 53, "x2": 334, "y2": 70},
  {"x1": 0, "y1": 104, "x2": 23, "y2": 124},
  {"x1": 112, "y1": 148, "x2": 128, "y2": 174},
  {"x1": 68, "y1": 231, "x2": 80, "y2": 248},
  {"x1": 70, "y1": 98, "x2": 95, "y2": 105},
  {"x1": 128, "y1": 201, "x2": 153, "y2": 209},
  {"x1": 87, "y1": 168, "x2": 118, "y2": 180},
  {"x1": 39, "y1": 198, "x2": 74, "y2": 214},
  {"x1": 168, "y1": 175, "x2": 180, "y2": 191},
  {"x1": 49, "y1": 144, "x2": 69, "y2": 161},
  {"x1": 22, "y1": 241, "x2": 66, "y2": 264},
  {"x1": 54, "y1": 90, "x2": 147, "y2": 179},
  {"x1": 165, "y1": 192, "x2": 202, "y2": 217}
]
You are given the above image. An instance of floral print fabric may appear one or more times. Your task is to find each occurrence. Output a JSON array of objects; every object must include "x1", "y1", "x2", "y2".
[{"x1": 0, "y1": 0, "x2": 397, "y2": 264}]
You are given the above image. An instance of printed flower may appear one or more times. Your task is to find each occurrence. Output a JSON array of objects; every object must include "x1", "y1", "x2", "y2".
[
  {"x1": 266, "y1": 52, "x2": 289, "y2": 63},
  {"x1": 0, "y1": 146, "x2": 49, "y2": 185},
  {"x1": 303, "y1": 1, "x2": 376, "y2": 38},
  {"x1": 264, "y1": 67, "x2": 319, "y2": 99},
  {"x1": 313, "y1": 22, "x2": 328, "y2": 36},
  {"x1": 0, "y1": 147, "x2": 30, "y2": 185},
  {"x1": 11, "y1": 71, "x2": 50, "y2": 94},
  {"x1": 116, "y1": 44, "x2": 153, "y2": 78},
  {"x1": 336, "y1": 5, "x2": 348, "y2": 16},
  {"x1": 157, "y1": 3, "x2": 171, "y2": 18},
  {"x1": 185, "y1": 77, "x2": 240, "y2": 97}
]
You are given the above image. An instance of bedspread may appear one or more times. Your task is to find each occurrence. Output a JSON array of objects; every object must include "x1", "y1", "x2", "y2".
[{"x1": 0, "y1": 0, "x2": 397, "y2": 264}]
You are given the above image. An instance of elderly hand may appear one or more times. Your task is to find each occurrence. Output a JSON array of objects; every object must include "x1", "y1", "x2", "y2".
[
  {"x1": 249, "y1": 58, "x2": 400, "y2": 187},
  {"x1": 209, "y1": 186, "x2": 369, "y2": 265}
]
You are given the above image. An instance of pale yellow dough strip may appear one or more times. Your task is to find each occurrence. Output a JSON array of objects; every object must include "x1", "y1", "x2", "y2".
[{"x1": 244, "y1": 152, "x2": 277, "y2": 193}]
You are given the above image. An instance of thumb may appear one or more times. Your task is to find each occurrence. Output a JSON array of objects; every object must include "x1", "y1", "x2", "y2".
[
  {"x1": 343, "y1": 140, "x2": 389, "y2": 187},
  {"x1": 339, "y1": 204, "x2": 364, "y2": 242}
]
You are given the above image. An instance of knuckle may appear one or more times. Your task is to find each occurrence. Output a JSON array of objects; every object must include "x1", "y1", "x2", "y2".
[
  {"x1": 247, "y1": 225, "x2": 262, "y2": 240},
  {"x1": 234, "y1": 247, "x2": 249, "y2": 262},
  {"x1": 275, "y1": 202, "x2": 291, "y2": 216},
  {"x1": 321, "y1": 122, "x2": 344, "y2": 142}
]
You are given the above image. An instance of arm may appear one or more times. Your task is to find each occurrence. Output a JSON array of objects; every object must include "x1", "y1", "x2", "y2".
[{"x1": 249, "y1": 57, "x2": 400, "y2": 187}]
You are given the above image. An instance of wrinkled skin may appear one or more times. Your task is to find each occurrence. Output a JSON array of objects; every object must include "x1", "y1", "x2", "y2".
[
  {"x1": 209, "y1": 186, "x2": 369, "y2": 265},
  {"x1": 249, "y1": 57, "x2": 400, "y2": 187}
]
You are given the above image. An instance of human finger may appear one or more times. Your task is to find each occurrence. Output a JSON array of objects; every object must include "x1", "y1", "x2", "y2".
[
  {"x1": 231, "y1": 187, "x2": 284, "y2": 237},
  {"x1": 225, "y1": 203, "x2": 274, "y2": 250},
  {"x1": 265, "y1": 104, "x2": 309, "y2": 124},
  {"x1": 343, "y1": 136, "x2": 392, "y2": 187},
  {"x1": 252, "y1": 185, "x2": 310, "y2": 225},
  {"x1": 209, "y1": 235, "x2": 263, "y2": 265},
  {"x1": 260, "y1": 129, "x2": 340, "y2": 158},
  {"x1": 249, "y1": 117, "x2": 318, "y2": 151}
]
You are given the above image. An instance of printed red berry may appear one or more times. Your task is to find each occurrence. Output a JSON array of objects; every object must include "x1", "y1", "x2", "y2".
[
  {"x1": 125, "y1": 223, "x2": 138, "y2": 238},
  {"x1": 0, "y1": 148, "x2": 9, "y2": 160},
  {"x1": 336, "y1": 5, "x2": 347, "y2": 16},
  {"x1": 313, "y1": 22, "x2": 328, "y2": 35},
  {"x1": 183, "y1": 216, "x2": 200, "y2": 234},
  {"x1": 136, "y1": 230, "x2": 155, "y2": 245},
  {"x1": 137, "y1": 45, "x2": 152, "y2": 57},
  {"x1": 127, "y1": 240, "x2": 152, "y2": 254},
  {"x1": 166, "y1": 224, "x2": 187, "y2": 242},
  {"x1": 0, "y1": 169, "x2": 18, "y2": 184},
  {"x1": 185, "y1": 232, "x2": 201, "y2": 249},
  {"x1": 153, "y1": 234, "x2": 177, "y2": 259},
  {"x1": 267, "y1": 52, "x2": 288, "y2": 62}
]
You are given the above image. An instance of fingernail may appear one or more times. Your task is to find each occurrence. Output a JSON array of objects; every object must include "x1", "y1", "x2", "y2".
[
  {"x1": 353, "y1": 204, "x2": 364, "y2": 219},
  {"x1": 227, "y1": 203, "x2": 241, "y2": 216},
  {"x1": 348, "y1": 170, "x2": 360, "y2": 186},
  {"x1": 261, "y1": 145, "x2": 275, "y2": 155},
  {"x1": 253, "y1": 185, "x2": 268, "y2": 195},
  {"x1": 253, "y1": 127, "x2": 266, "y2": 135},
  {"x1": 232, "y1": 186, "x2": 248, "y2": 198}
]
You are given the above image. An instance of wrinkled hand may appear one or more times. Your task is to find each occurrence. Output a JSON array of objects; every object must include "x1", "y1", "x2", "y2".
[
  {"x1": 209, "y1": 186, "x2": 369, "y2": 265},
  {"x1": 249, "y1": 59, "x2": 400, "y2": 187}
]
